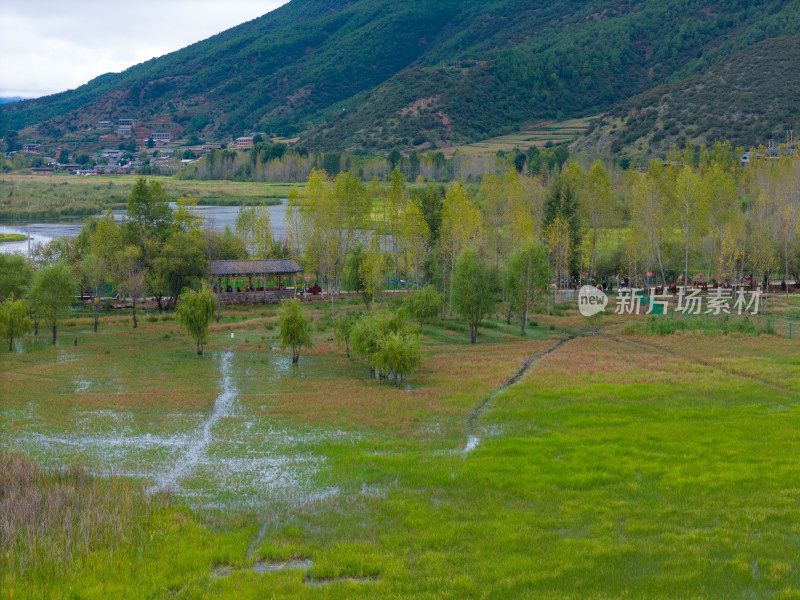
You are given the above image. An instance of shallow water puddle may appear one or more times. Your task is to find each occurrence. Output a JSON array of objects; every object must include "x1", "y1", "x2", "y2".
[
  {"x1": 213, "y1": 559, "x2": 313, "y2": 579},
  {"x1": 148, "y1": 351, "x2": 238, "y2": 494},
  {"x1": 7, "y1": 350, "x2": 347, "y2": 508},
  {"x1": 253, "y1": 559, "x2": 313, "y2": 573},
  {"x1": 464, "y1": 435, "x2": 481, "y2": 454},
  {"x1": 305, "y1": 575, "x2": 380, "y2": 587}
]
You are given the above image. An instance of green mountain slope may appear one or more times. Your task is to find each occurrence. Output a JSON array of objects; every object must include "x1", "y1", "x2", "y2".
[
  {"x1": 3, "y1": 0, "x2": 800, "y2": 152},
  {"x1": 577, "y1": 34, "x2": 800, "y2": 159}
]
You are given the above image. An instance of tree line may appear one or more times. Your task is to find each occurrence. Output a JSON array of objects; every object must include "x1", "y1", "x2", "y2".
[{"x1": 3, "y1": 141, "x2": 799, "y2": 361}]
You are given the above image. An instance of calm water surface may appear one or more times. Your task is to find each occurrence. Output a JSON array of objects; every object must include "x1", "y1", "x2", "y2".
[{"x1": 0, "y1": 202, "x2": 287, "y2": 255}]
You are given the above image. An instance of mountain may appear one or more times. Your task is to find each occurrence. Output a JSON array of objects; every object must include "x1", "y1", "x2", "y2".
[
  {"x1": 0, "y1": 97, "x2": 24, "y2": 105},
  {"x1": 3, "y1": 0, "x2": 800, "y2": 153},
  {"x1": 576, "y1": 34, "x2": 800, "y2": 160}
]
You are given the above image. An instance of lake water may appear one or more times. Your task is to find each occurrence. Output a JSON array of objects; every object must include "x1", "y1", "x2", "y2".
[{"x1": 0, "y1": 202, "x2": 288, "y2": 256}]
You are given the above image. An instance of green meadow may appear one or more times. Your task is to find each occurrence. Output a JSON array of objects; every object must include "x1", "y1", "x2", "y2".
[{"x1": 2, "y1": 298, "x2": 800, "y2": 598}]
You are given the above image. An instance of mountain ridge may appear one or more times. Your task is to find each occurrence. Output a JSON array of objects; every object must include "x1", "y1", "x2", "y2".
[{"x1": 3, "y1": 0, "x2": 800, "y2": 153}]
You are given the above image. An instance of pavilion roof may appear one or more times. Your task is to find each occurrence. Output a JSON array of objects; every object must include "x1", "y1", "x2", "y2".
[{"x1": 210, "y1": 259, "x2": 303, "y2": 277}]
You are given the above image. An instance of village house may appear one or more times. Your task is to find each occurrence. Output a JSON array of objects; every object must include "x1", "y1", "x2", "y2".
[
  {"x1": 118, "y1": 118, "x2": 137, "y2": 127},
  {"x1": 97, "y1": 121, "x2": 112, "y2": 130},
  {"x1": 102, "y1": 149, "x2": 124, "y2": 160},
  {"x1": 151, "y1": 132, "x2": 172, "y2": 145},
  {"x1": 22, "y1": 143, "x2": 40, "y2": 153},
  {"x1": 116, "y1": 126, "x2": 133, "y2": 138},
  {"x1": 236, "y1": 136, "x2": 254, "y2": 149}
]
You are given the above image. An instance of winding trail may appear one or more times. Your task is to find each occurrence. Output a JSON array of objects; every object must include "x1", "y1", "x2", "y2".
[
  {"x1": 148, "y1": 351, "x2": 236, "y2": 494},
  {"x1": 463, "y1": 334, "x2": 577, "y2": 453}
]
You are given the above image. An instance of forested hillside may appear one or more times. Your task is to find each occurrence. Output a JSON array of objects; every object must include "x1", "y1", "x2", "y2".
[
  {"x1": 578, "y1": 34, "x2": 800, "y2": 161},
  {"x1": 3, "y1": 0, "x2": 800, "y2": 152}
]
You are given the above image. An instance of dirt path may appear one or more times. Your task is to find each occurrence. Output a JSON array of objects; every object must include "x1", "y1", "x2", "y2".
[
  {"x1": 148, "y1": 351, "x2": 236, "y2": 494},
  {"x1": 463, "y1": 334, "x2": 577, "y2": 454}
]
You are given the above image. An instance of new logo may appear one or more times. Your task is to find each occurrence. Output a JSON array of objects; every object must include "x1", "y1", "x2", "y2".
[{"x1": 578, "y1": 285, "x2": 608, "y2": 317}]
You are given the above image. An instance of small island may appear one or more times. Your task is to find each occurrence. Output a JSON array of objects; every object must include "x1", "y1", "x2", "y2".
[{"x1": 0, "y1": 233, "x2": 27, "y2": 243}]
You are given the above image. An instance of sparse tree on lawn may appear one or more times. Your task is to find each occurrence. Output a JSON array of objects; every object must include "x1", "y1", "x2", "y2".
[
  {"x1": 79, "y1": 253, "x2": 105, "y2": 332},
  {"x1": 176, "y1": 284, "x2": 217, "y2": 355},
  {"x1": 278, "y1": 299, "x2": 312, "y2": 364},
  {"x1": 507, "y1": 238, "x2": 552, "y2": 334},
  {"x1": 374, "y1": 331, "x2": 421, "y2": 386},
  {"x1": 29, "y1": 263, "x2": 77, "y2": 345},
  {"x1": 334, "y1": 311, "x2": 357, "y2": 358},
  {"x1": 405, "y1": 285, "x2": 442, "y2": 328},
  {"x1": 452, "y1": 247, "x2": 495, "y2": 344},
  {"x1": 0, "y1": 297, "x2": 33, "y2": 351}
]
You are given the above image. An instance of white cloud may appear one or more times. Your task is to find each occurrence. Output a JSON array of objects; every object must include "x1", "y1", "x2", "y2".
[{"x1": 0, "y1": 0, "x2": 290, "y2": 98}]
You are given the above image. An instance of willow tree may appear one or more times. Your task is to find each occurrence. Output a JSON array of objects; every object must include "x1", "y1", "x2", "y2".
[
  {"x1": 374, "y1": 331, "x2": 421, "y2": 386},
  {"x1": 176, "y1": 284, "x2": 217, "y2": 355},
  {"x1": 0, "y1": 297, "x2": 32, "y2": 352},
  {"x1": 278, "y1": 299, "x2": 312, "y2": 364}
]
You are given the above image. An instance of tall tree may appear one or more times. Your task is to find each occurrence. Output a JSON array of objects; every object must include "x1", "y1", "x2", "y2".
[
  {"x1": 399, "y1": 201, "x2": 430, "y2": 286},
  {"x1": 173, "y1": 194, "x2": 206, "y2": 233},
  {"x1": 629, "y1": 164, "x2": 671, "y2": 285},
  {"x1": 385, "y1": 168, "x2": 408, "y2": 282},
  {"x1": 113, "y1": 246, "x2": 146, "y2": 328},
  {"x1": 79, "y1": 253, "x2": 105, "y2": 332},
  {"x1": 543, "y1": 175, "x2": 581, "y2": 276},
  {"x1": 452, "y1": 247, "x2": 495, "y2": 344},
  {"x1": 675, "y1": 165, "x2": 710, "y2": 286},
  {"x1": 702, "y1": 163, "x2": 738, "y2": 282},
  {"x1": 543, "y1": 217, "x2": 571, "y2": 291},
  {"x1": 29, "y1": 263, "x2": 77, "y2": 345},
  {"x1": 441, "y1": 181, "x2": 482, "y2": 314},
  {"x1": 0, "y1": 254, "x2": 33, "y2": 302},
  {"x1": 507, "y1": 238, "x2": 552, "y2": 334},
  {"x1": 152, "y1": 230, "x2": 209, "y2": 309},
  {"x1": 235, "y1": 204, "x2": 273, "y2": 259},
  {"x1": 582, "y1": 162, "x2": 614, "y2": 279}
]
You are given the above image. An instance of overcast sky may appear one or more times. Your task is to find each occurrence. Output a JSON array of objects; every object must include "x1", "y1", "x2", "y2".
[{"x1": 0, "y1": 0, "x2": 290, "y2": 99}]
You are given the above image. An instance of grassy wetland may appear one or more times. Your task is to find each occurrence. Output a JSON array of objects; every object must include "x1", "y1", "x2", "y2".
[
  {"x1": 0, "y1": 175, "x2": 294, "y2": 221},
  {"x1": 3, "y1": 295, "x2": 800, "y2": 599}
]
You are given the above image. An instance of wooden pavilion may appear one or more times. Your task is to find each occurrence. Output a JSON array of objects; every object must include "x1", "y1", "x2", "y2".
[{"x1": 210, "y1": 259, "x2": 303, "y2": 305}]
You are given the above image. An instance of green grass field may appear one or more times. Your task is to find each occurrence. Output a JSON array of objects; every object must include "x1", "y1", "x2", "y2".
[
  {"x1": 0, "y1": 175, "x2": 295, "y2": 221},
  {"x1": 0, "y1": 233, "x2": 27, "y2": 242},
  {"x1": 2, "y1": 297, "x2": 800, "y2": 598}
]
